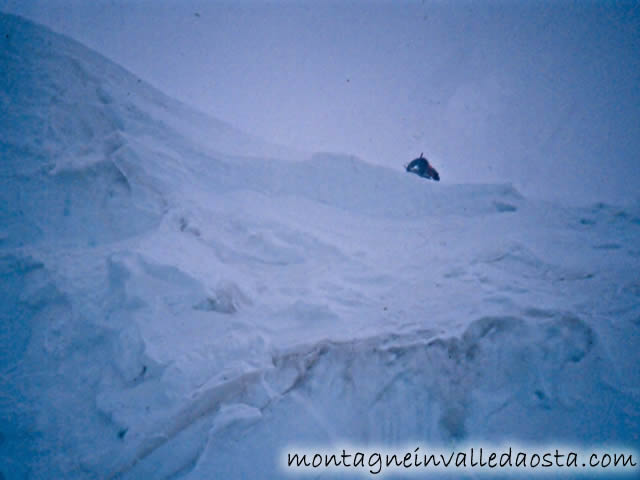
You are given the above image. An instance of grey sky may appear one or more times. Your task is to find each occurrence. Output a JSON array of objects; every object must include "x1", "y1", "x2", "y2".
[{"x1": 2, "y1": 0, "x2": 639, "y2": 204}]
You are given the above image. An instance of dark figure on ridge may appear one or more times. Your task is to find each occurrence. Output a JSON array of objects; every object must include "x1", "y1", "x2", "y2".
[{"x1": 406, "y1": 153, "x2": 440, "y2": 181}]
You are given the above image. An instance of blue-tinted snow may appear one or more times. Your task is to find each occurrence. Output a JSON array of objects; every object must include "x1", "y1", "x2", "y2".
[{"x1": 0, "y1": 11, "x2": 639, "y2": 480}]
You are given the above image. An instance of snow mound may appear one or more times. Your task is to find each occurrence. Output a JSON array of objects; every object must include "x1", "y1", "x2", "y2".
[
  {"x1": 173, "y1": 313, "x2": 630, "y2": 479},
  {"x1": 224, "y1": 152, "x2": 524, "y2": 218}
]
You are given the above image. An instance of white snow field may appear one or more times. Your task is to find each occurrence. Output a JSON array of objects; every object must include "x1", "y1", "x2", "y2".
[{"x1": 1, "y1": 12, "x2": 639, "y2": 480}]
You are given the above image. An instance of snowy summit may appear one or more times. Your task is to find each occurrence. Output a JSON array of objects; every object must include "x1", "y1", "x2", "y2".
[{"x1": 1, "y1": 11, "x2": 639, "y2": 480}]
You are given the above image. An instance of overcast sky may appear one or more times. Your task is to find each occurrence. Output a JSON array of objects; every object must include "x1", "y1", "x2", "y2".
[{"x1": 2, "y1": 0, "x2": 639, "y2": 204}]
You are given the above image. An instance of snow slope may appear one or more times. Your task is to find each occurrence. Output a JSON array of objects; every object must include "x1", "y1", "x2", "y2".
[{"x1": 1, "y1": 12, "x2": 639, "y2": 480}]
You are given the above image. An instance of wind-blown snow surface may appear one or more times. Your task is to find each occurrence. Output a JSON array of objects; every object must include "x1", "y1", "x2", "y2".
[{"x1": 1, "y1": 13, "x2": 639, "y2": 480}]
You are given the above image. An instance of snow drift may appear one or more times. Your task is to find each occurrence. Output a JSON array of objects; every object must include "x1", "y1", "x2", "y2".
[{"x1": 1, "y1": 12, "x2": 639, "y2": 480}]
